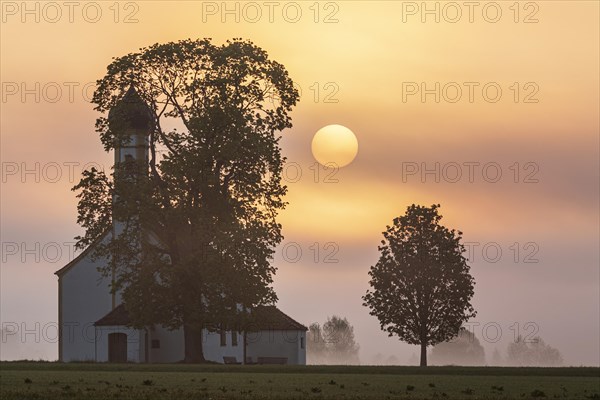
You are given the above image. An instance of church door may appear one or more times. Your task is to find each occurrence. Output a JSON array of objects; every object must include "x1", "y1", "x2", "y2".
[{"x1": 108, "y1": 333, "x2": 127, "y2": 362}]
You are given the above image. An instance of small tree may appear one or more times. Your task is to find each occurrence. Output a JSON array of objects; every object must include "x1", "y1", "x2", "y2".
[
  {"x1": 307, "y1": 316, "x2": 360, "y2": 364},
  {"x1": 362, "y1": 204, "x2": 476, "y2": 366},
  {"x1": 506, "y1": 335, "x2": 563, "y2": 366},
  {"x1": 322, "y1": 316, "x2": 360, "y2": 364},
  {"x1": 430, "y1": 327, "x2": 485, "y2": 366}
]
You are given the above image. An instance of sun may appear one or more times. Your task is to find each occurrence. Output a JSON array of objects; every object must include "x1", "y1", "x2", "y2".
[{"x1": 311, "y1": 124, "x2": 359, "y2": 168}]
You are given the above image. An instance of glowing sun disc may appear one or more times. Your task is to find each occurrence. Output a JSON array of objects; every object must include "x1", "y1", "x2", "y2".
[{"x1": 311, "y1": 124, "x2": 358, "y2": 168}]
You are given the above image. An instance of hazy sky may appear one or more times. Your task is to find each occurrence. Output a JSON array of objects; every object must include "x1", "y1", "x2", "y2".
[{"x1": 1, "y1": 1, "x2": 598, "y2": 365}]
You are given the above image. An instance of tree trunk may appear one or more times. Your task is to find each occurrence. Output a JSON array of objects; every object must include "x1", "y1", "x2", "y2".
[
  {"x1": 183, "y1": 324, "x2": 206, "y2": 363},
  {"x1": 420, "y1": 342, "x2": 427, "y2": 366}
]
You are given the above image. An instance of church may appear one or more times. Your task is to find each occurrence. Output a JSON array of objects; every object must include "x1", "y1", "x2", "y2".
[{"x1": 55, "y1": 87, "x2": 307, "y2": 364}]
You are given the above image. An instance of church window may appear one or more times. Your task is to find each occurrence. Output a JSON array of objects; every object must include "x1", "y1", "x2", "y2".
[{"x1": 220, "y1": 328, "x2": 227, "y2": 347}]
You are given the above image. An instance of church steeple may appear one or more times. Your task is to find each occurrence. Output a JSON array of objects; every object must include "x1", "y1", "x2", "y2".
[
  {"x1": 107, "y1": 85, "x2": 153, "y2": 168},
  {"x1": 107, "y1": 85, "x2": 153, "y2": 310}
]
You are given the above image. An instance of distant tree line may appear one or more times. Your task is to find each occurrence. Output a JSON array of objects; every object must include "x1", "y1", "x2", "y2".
[
  {"x1": 421, "y1": 329, "x2": 564, "y2": 367},
  {"x1": 429, "y1": 327, "x2": 485, "y2": 366},
  {"x1": 503, "y1": 335, "x2": 563, "y2": 366}
]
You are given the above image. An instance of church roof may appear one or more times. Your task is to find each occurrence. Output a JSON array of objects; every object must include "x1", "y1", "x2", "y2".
[
  {"x1": 94, "y1": 304, "x2": 307, "y2": 331},
  {"x1": 248, "y1": 306, "x2": 308, "y2": 331},
  {"x1": 95, "y1": 304, "x2": 130, "y2": 326},
  {"x1": 54, "y1": 228, "x2": 111, "y2": 277}
]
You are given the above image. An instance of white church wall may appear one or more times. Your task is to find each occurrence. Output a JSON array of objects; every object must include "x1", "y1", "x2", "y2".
[
  {"x1": 246, "y1": 329, "x2": 306, "y2": 365},
  {"x1": 115, "y1": 133, "x2": 148, "y2": 164},
  {"x1": 95, "y1": 326, "x2": 144, "y2": 362},
  {"x1": 59, "y1": 235, "x2": 114, "y2": 362},
  {"x1": 202, "y1": 330, "x2": 244, "y2": 363},
  {"x1": 146, "y1": 326, "x2": 243, "y2": 363},
  {"x1": 59, "y1": 243, "x2": 306, "y2": 365},
  {"x1": 147, "y1": 326, "x2": 184, "y2": 363}
]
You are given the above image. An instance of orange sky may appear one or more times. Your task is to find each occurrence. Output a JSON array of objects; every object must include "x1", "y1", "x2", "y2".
[{"x1": 1, "y1": 1, "x2": 598, "y2": 364}]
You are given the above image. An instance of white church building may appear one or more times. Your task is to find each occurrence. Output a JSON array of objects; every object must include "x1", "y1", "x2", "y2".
[{"x1": 55, "y1": 86, "x2": 307, "y2": 364}]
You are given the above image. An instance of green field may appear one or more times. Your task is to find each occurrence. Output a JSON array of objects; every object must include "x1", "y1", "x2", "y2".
[{"x1": 1, "y1": 362, "x2": 598, "y2": 399}]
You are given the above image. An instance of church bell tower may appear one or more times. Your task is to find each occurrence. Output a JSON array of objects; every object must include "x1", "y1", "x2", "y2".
[
  {"x1": 106, "y1": 85, "x2": 153, "y2": 309},
  {"x1": 107, "y1": 85, "x2": 152, "y2": 170}
]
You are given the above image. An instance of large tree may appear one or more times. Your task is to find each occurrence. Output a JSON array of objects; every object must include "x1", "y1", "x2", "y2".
[
  {"x1": 73, "y1": 38, "x2": 299, "y2": 362},
  {"x1": 362, "y1": 204, "x2": 476, "y2": 366}
]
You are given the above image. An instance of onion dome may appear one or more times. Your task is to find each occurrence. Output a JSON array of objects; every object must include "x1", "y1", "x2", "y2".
[{"x1": 108, "y1": 85, "x2": 153, "y2": 131}]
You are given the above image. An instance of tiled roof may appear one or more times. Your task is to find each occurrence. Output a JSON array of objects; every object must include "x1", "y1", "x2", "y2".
[
  {"x1": 248, "y1": 306, "x2": 308, "y2": 331},
  {"x1": 94, "y1": 304, "x2": 131, "y2": 326},
  {"x1": 93, "y1": 304, "x2": 307, "y2": 331}
]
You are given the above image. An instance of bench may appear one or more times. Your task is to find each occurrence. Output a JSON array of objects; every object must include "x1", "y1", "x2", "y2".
[
  {"x1": 257, "y1": 357, "x2": 288, "y2": 365},
  {"x1": 223, "y1": 356, "x2": 241, "y2": 365}
]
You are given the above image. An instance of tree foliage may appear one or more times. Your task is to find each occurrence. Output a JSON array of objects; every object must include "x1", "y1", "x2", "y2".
[
  {"x1": 72, "y1": 38, "x2": 299, "y2": 362},
  {"x1": 362, "y1": 204, "x2": 476, "y2": 366}
]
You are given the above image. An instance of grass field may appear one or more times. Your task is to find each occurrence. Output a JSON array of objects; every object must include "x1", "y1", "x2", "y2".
[{"x1": 1, "y1": 362, "x2": 598, "y2": 399}]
